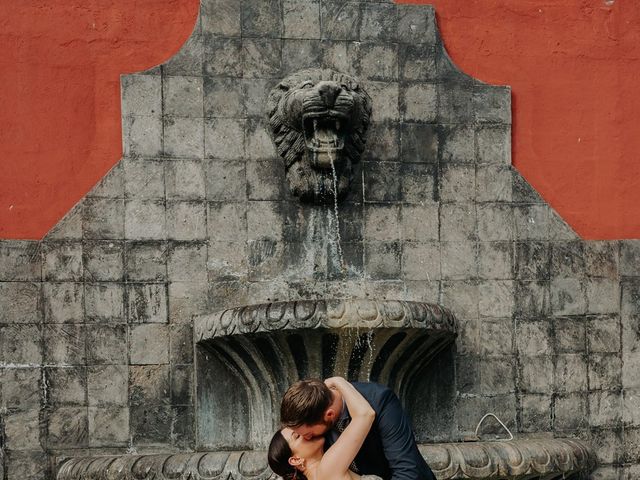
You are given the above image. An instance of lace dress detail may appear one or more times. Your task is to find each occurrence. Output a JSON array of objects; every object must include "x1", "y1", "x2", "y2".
[{"x1": 359, "y1": 476, "x2": 382, "y2": 480}]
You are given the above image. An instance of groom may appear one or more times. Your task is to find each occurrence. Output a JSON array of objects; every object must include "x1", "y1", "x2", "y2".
[{"x1": 280, "y1": 379, "x2": 436, "y2": 480}]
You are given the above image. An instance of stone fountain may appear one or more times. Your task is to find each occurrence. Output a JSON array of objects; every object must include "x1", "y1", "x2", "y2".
[
  {"x1": 58, "y1": 295, "x2": 595, "y2": 479},
  {"x1": 56, "y1": 61, "x2": 596, "y2": 478},
  {"x1": 58, "y1": 299, "x2": 594, "y2": 479}
]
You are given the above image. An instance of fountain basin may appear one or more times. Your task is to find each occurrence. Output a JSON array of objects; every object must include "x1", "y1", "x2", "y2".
[
  {"x1": 57, "y1": 438, "x2": 595, "y2": 480},
  {"x1": 56, "y1": 299, "x2": 596, "y2": 479}
]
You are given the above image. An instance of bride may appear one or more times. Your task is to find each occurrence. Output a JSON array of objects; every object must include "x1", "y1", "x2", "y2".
[{"x1": 268, "y1": 376, "x2": 379, "y2": 480}]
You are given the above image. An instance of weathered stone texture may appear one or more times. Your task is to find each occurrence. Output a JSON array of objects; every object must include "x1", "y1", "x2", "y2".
[
  {"x1": 0, "y1": 1, "x2": 635, "y2": 478},
  {"x1": 57, "y1": 438, "x2": 595, "y2": 480}
]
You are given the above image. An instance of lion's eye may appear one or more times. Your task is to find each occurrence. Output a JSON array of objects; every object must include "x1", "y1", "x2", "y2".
[{"x1": 301, "y1": 82, "x2": 313, "y2": 89}]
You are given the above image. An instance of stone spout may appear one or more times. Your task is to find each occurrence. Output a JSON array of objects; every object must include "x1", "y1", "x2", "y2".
[{"x1": 267, "y1": 68, "x2": 372, "y2": 203}]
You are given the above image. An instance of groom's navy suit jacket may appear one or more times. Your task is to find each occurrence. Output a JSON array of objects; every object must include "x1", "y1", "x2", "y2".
[{"x1": 325, "y1": 382, "x2": 435, "y2": 480}]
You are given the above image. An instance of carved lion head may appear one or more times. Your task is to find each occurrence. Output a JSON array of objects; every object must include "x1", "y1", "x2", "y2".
[{"x1": 267, "y1": 68, "x2": 372, "y2": 203}]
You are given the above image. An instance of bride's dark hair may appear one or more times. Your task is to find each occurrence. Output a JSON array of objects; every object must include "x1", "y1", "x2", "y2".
[{"x1": 268, "y1": 431, "x2": 307, "y2": 480}]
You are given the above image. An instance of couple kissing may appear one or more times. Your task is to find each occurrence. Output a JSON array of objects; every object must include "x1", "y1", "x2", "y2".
[{"x1": 268, "y1": 377, "x2": 435, "y2": 480}]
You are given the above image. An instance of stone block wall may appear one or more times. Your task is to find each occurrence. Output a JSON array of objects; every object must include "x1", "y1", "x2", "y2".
[{"x1": 0, "y1": 1, "x2": 638, "y2": 478}]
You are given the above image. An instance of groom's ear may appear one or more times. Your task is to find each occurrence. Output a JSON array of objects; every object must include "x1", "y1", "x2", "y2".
[{"x1": 324, "y1": 408, "x2": 337, "y2": 423}]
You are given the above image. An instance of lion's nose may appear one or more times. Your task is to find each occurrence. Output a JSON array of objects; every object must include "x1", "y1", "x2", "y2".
[{"x1": 317, "y1": 81, "x2": 341, "y2": 108}]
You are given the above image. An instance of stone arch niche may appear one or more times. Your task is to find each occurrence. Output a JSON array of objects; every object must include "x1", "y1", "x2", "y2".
[{"x1": 194, "y1": 299, "x2": 457, "y2": 449}]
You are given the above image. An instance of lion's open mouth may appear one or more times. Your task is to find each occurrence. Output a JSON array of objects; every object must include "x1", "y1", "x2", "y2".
[{"x1": 302, "y1": 112, "x2": 347, "y2": 168}]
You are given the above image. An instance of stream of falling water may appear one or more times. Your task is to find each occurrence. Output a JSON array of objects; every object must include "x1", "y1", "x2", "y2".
[
  {"x1": 329, "y1": 153, "x2": 345, "y2": 272},
  {"x1": 312, "y1": 118, "x2": 345, "y2": 272},
  {"x1": 362, "y1": 330, "x2": 375, "y2": 379}
]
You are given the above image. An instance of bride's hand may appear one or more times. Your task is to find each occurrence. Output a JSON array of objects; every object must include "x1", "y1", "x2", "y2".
[{"x1": 324, "y1": 376, "x2": 346, "y2": 390}]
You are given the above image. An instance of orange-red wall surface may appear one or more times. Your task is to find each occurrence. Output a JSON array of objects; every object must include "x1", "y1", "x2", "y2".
[
  {"x1": 0, "y1": 0, "x2": 638, "y2": 239},
  {"x1": 0, "y1": 0, "x2": 200, "y2": 239}
]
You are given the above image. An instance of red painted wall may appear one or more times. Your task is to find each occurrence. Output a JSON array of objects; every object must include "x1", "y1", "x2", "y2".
[
  {"x1": 401, "y1": 0, "x2": 640, "y2": 239},
  {"x1": 0, "y1": 0, "x2": 638, "y2": 239},
  {"x1": 0, "y1": 0, "x2": 199, "y2": 239}
]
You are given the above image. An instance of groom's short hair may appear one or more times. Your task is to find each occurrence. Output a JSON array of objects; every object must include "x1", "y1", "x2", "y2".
[{"x1": 281, "y1": 378, "x2": 333, "y2": 427}]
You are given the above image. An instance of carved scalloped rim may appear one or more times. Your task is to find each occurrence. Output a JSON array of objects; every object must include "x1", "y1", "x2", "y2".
[
  {"x1": 194, "y1": 299, "x2": 458, "y2": 342},
  {"x1": 419, "y1": 438, "x2": 596, "y2": 478},
  {"x1": 57, "y1": 438, "x2": 596, "y2": 480}
]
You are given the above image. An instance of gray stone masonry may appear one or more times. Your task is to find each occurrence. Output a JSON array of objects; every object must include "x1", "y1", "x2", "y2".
[{"x1": 0, "y1": 1, "x2": 637, "y2": 479}]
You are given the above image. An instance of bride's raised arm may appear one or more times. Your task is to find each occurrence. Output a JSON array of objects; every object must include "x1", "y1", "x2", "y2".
[{"x1": 318, "y1": 377, "x2": 375, "y2": 479}]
